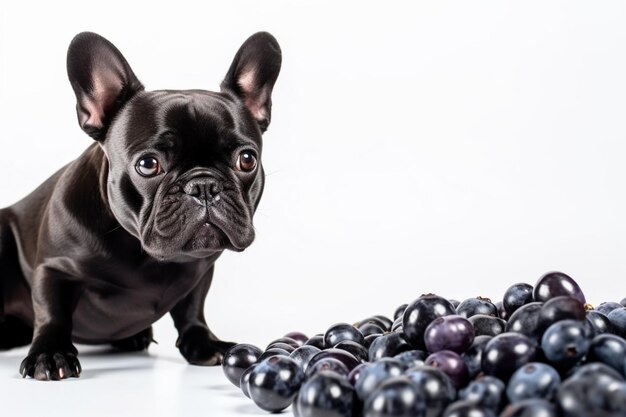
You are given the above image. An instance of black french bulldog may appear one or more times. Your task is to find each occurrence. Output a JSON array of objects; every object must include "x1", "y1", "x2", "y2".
[{"x1": 0, "y1": 31, "x2": 281, "y2": 380}]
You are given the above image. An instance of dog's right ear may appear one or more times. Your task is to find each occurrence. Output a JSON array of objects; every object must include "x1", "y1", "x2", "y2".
[{"x1": 67, "y1": 32, "x2": 144, "y2": 141}]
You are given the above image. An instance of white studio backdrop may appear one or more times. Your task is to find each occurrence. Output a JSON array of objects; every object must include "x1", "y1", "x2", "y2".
[{"x1": 1, "y1": 0, "x2": 626, "y2": 350}]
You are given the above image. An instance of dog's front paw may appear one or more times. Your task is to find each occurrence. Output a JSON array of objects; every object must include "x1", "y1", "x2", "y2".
[
  {"x1": 176, "y1": 326, "x2": 235, "y2": 366},
  {"x1": 110, "y1": 327, "x2": 156, "y2": 352},
  {"x1": 19, "y1": 345, "x2": 81, "y2": 381}
]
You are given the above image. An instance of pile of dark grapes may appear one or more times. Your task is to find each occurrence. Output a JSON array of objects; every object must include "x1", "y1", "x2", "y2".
[{"x1": 222, "y1": 271, "x2": 626, "y2": 416}]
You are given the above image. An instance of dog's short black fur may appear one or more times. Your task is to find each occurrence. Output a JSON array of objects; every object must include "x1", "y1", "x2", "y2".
[{"x1": 0, "y1": 32, "x2": 281, "y2": 380}]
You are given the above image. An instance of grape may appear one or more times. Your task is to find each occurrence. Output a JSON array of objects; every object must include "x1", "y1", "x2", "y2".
[
  {"x1": 403, "y1": 294, "x2": 456, "y2": 350},
  {"x1": 505, "y1": 302, "x2": 543, "y2": 341},
  {"x1": 304, "y1": 334, "x2": 325, "y2": 349},
  {"x1": 394, "y1": 304, "x2": 408, "y2": 320},
  {"x1": 363, "y1": 334, "x2": 380, "y2": 349},
  {"x1": 425, "y1": 350, "x2": 469, "y2": 388},
  {"x1": 536, "y1": 296, "x2": 586, "y2": 336},
  {"x1": 506, "y1": 362, "x2": 560, "y2": 403},
  {"x1": 586, "y1": 334, "x2": 626, "y2": 374},
  {"x1": 222, "y1": 343, "x2": 263, "y2": 388},
  {"x1": 541, "y1": 320, "x2": 592, "y2": 368},
  {"x1": 456, "y1": 297, "x2": 498, "y2": 318},
  {"x1": 266, "y1": 342, "x2": 296, "y2": 353},
  {"x1": 533, "y1": 271, "x2": 586, "y2": 304},
  {"x1": 308, "y1": 348, "x2": 360, "y2": 372},
  {"x1": 595, "y1": 301, "x2": 623, "y2": 316},
  {"x1": 499, "y1": 399, "x2": 557, "y2": 417},
  {"x1": 348, "y1": 362, "x2": 368, "y2": 387},
  {"x1": 284, "y1": 332, "x2": 308, "y2": 346},
  {"x1": 305, "y1": 357, "x2": 350, "y2": 378},
  {"x1": 248, "y1": 356, "x2": 304, "y2": 412},
  {"x1": 557, "y1": 372, "x2": 626, "y2": 417},
  {"x1": 295, "y1": 371, "x2": 355, "y2": 417},
  {"x1": 405, "y1": 365, "x2": 456, "y2": 417},
  {"x1": 458, "y1": 376, "x2": 505, "y2": 412},
  {"x1": 267, "y1": 337, "x2": 300, "y2": 350},
  {"x1": 393, "y1": 350, "x2": 427, "y2": 368},
  {"x1": 462, "y1": 335, "x2": 492, "y2": 379},
  {"x1": 442, "y1": 400, "x2": 496, "y2": 417},
  {"x1": 468, "y1": 315, "x2": 506, "y2": 337},
  {"x1": 424, "y1": 315, "x2": 475, "y2": 354},
  {"x1": 503, "y1": 283, "x2": 534, "y2": 315},
  {"x1": 362, "y1": 376, "x2": 426, "y2": 417},
  {"x1": 481, "y1": 333, "x2": 537, "y2": 381},
  {"x1": 324, "y1": 323, "x2": 365, "y2": 348},
  {"x1": 368, "y1": 332, "x2": 411, "y2": 361},
  {"x1": 586, "y1": 310, "x2": 613, "y2": 335},
  {"x1": 290, "y1": 345, "x2": 322, "y2": 372},
  {"x1": 449, "y1": 299, "x2": 461, "y2": 309},
  {"x1": 334, "y1": 340, "x2": 369, "y2": 363},
  {"x1": 258, "y1": 347, "x2": 291, "y2": 361},
  {"x1": 355, "y1": 358, "x2": 404, "y2": 401},
  {"x1": 608, "y1": 307, "x2": 626, "y2": 338},
  {"x1": 358, "y1": 322, "x2": 385, "y2": 337},
  {"x1": 240, "y1": 364, "x2": 256, "y2": 398}
]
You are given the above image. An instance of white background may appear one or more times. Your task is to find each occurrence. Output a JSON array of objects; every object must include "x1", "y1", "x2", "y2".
[{"x1": 1, "y1": 1, "x2": 626, "y2": 415}]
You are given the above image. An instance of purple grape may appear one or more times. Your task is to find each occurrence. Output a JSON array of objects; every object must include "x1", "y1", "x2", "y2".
[
  {"x1": 305, "y1": 357, "x2": 350, "y2": 378},
  {"x1": 424, "y1": 315, "x2": 475, "y2": 354},
  {"x1": 505, "y1": 302, "x2": 544, "y2": 341},
  {"x1": 456, "y1": 297, "x2": 498, "y2": 318},
  {"x1": 308, "y1": 348, "x2": 361, "y2": 372},
  {"x1": 425, "y1": 350, "x2": 470, "y2": 388},
  {"x1": 258, "y1": 347, "x2": 291, "y2": 361},
  {"x1": 358, "y1": 322, "x2": 385, "y2": 337},
  {"x1": 481, "y1": 333, "x2": 537, "y2": 381},
  {"x1": 348, "y1": 363, "x2": 368, "y2": 387},
  {"x1": 368, "y1": 332, "x2": 412, "y2": 361},
  {"x1": 363, "y1": 376, "x2": 427, "y2": 417},
  {"x1": 222, "y1": 343, "x2": 263, "y2": 388},
  {"x1": 248, "y1": 356, "x2": 304, "y2": 412},
  {"x1": 405, "y1": 365, "x2": 456, "y2": 417},
  {"x1": 266, "y1": 342, "x2": 296, "y2": 353},
  {"x1": 304, "y1": 334, "x2": 325, "y2": 350},
  {"x1": 372, "y1": 315, "x2": 394, "y2": 331},
  {"x1": 506, "y1": 362, "x2": 561, "y2": 403},
  {"x1": 459, "y1": 376, "x2": 505, "y2": 413},
  {"x1": 462, "y1": 335, "x2": 492, "y2": 379},
  {"x1": 533, "y1": 271, "x2": 586, "y2": 304},
  {"x1": 295, "y1": 371, "x2": 355, "y2": 417},
  {"x1": 468, "y1": 315, "x2": 506, "y2": 337},
  {"x1": 595, "y1": 302, "x2": 623, "y2": 316},
  {"x1": 324, "y1": 323, "x2": 365, "y2": 348},
  {"x1": 289, "y1": 345, "x2": 321, "y2": 372},
  {"x1": 537, "y1": 296, "x2": 586, "y2": 335},
  {"x1": 355, "y1": 358, "x2": 404, "y2": 400},
  {"x1": 403, "y1": 294, "x2": 456, "y2": 350},
  {"x1": 334, "y1": 340, "x2": 369, "y2": 363},
  {"x1": 503, "y1": 283, "x2": 534, "y2": 315},
  {"x1": 284, "y1": 332, "x2": 308, "y2": 346},
  {"x1": 267, "y1": 337, "x2": 300, "y2": 350}
]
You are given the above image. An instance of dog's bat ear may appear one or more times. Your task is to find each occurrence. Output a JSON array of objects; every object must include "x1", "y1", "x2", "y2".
[
  {"x1": 67, "y1": 32, "x2": 144, "y2": 141},
  {"x1": 221, "y1": 32, "x2": 282, "y2": 133}
]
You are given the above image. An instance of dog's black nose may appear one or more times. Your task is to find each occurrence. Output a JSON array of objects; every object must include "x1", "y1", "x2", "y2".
[{"x1": 183, "y1": 177, "x2": 223, "y2": 200}]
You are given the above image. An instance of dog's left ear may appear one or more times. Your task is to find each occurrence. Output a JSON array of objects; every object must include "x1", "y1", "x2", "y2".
[
  {"x1": 221, "y1": 32, "x2": 282, "y2": 133},
  {"x1": 67, "y1": 32, "x2": 144, "y2": 141}
]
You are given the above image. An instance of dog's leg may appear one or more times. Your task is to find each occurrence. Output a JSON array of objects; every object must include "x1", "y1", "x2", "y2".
[
  {"x1": 19, "y1": 266, "x2": 81, "y2": 380},
  {"x1": 110, "y1": 326, "x2": 155, "y2": 352},
  {"x1": 170, "y1": 266, "x2": 235, "y2": 366}
]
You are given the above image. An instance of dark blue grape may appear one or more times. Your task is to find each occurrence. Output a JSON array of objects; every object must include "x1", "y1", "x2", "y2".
[
  {"x1": 308, "y1": 348, "x2": 360, "y2": 372},
  {"x1": 481, "y1": 333, "x2": 537, "y2": 381},
  {"x1": 569, "y1": 362, "x2": 624, "y2": 381},
  {"x1": 424, "y1": 315, "x2": 474, "y2": 353},
  {"x1": 557, "y1": 372, "x2": 626, "y2": 417},
  {"x1": 295, "y1": 371, "x2": 355, "y2": 417},
  {"x1": 355, "y1": 358, "x2": 404, "y2": 400},
  {"x1": 240, "y1": 364, "x2": 257, "y2": 398},
  {"x1": 290, "y1": 345, "x2": 321, "y2": 372},
  {"x1": 462, "y1": 335, "x2": 492, "y2": 379},
  {"x1": 348, "y1": 363, "x2": 368, "y2": 387},
  {"x1": 394, "y1": 350, "x2": 427, "y2": 368},
  {"x1": 306, "y1": 357, "x2": 350, "y2": 378},
  {"x1": 405, "y1": 365, "x2": 456, "y2": 417},
  {"x1": 499, "y1": 399, "x2": 557, "y2": 417},
  {"x1": 505, "y1": 302, "x2": 543, "y2": 341},
  {"x1": 391, "y1": 317, "x2": 403, "y2": 332},
  {"x1": 403, "y1": 294, "x2": 456, "y2": 350},
  {"x1": 359, "y1": 322, "x2": 385, "y2": 337},
  {"x1": 363, "y1": 334, "x2": 380, "y2": 349},
  {"x1": 541, "y1": 319, "x2": 592, "y2": 368},
  {"x1": 248, "y1": 355, "x2": 304, "y2": 412},
  {"x1": 368, "y1": 332, "x2": 411, "y2": 361},
  {"x1": 503, "y1": 283, "x2": 534, "y2": 315},
  {"x1": 533, "y1": 271, "x2": 586, "y2": 304},
  {"x1": 363, "y1": 376, "x2": 426, "y2": 417},
  {"x1": 595, "y1": 301, "x2": 623, "y2": 316},
  {"x1": 587, "y1": 334, "x2": 626, "y2": 374},
  {"x1": 608, "y1": 307, "x2": 626, "y2": 338},
  {"x1": 468, "y1": 315, "x2": 506, "y2": 337},
  {"x1": 586, "y1": 310, "x2": 612, "y2": 335},
  {"x1": 425, "y1": 350, "x2": 469, "y2": 388},
  {"x1": 325, "y1": 323, "x2": 365, "y2": 348},
  {"x1": 334, "y1": 340, "x2": 369, "y2": 363},
  {"x1": 506, "y1": 362, "x2": 560, "y2": 403},
  {"x1": 305, "y1": 334, "x2": 325, "y2": 349},
  {"x1": 222, "y1": 343, "x2": 263, "y2": 387},
  {"x1": 496, "y1": 301, "x2": 508, "y2": 320},
  {"x1": 458, "y1": 376, "x2": 505, "y2": 412},
  {"x1": 537, "y1": 296, "x2": 586, "y2": 335},
  {"x1": 456, "y1": 297, "x2": 498, "y2": 318},
  {"x1": 442, "y1": 400, "x2": 496, "y2": 417},
  {"x1": 356, "y1": 317, "x2": 391, "y2": 331},
  {"x1": 373, "y1": 315, "x2": 393, "y2": 331},
  {"x1": 394, "y1": 304, "x2": 408, "y2": 320}
]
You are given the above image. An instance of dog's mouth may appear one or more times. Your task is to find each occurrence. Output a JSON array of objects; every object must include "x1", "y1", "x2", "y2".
[{"x1": 189, "y1": 215, "x2": 255, "y2": 253}]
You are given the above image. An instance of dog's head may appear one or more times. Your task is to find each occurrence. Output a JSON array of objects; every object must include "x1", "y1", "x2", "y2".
[{"x1": 66, "y1": 32, "x2": 281, "y2": 261}]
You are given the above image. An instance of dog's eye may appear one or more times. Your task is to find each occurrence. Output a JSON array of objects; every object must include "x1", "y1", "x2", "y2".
[
  {"x1": 136, "y1": 157, "x2": 162, "y2": 177},
  {"x1": 236, "y1": 151, "x2": 257, "y2": 172}
]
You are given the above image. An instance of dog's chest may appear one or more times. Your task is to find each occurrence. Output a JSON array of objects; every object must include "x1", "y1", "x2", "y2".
[{"x1": 71, "y1": 260, "x2": 209, "y2": 344}]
